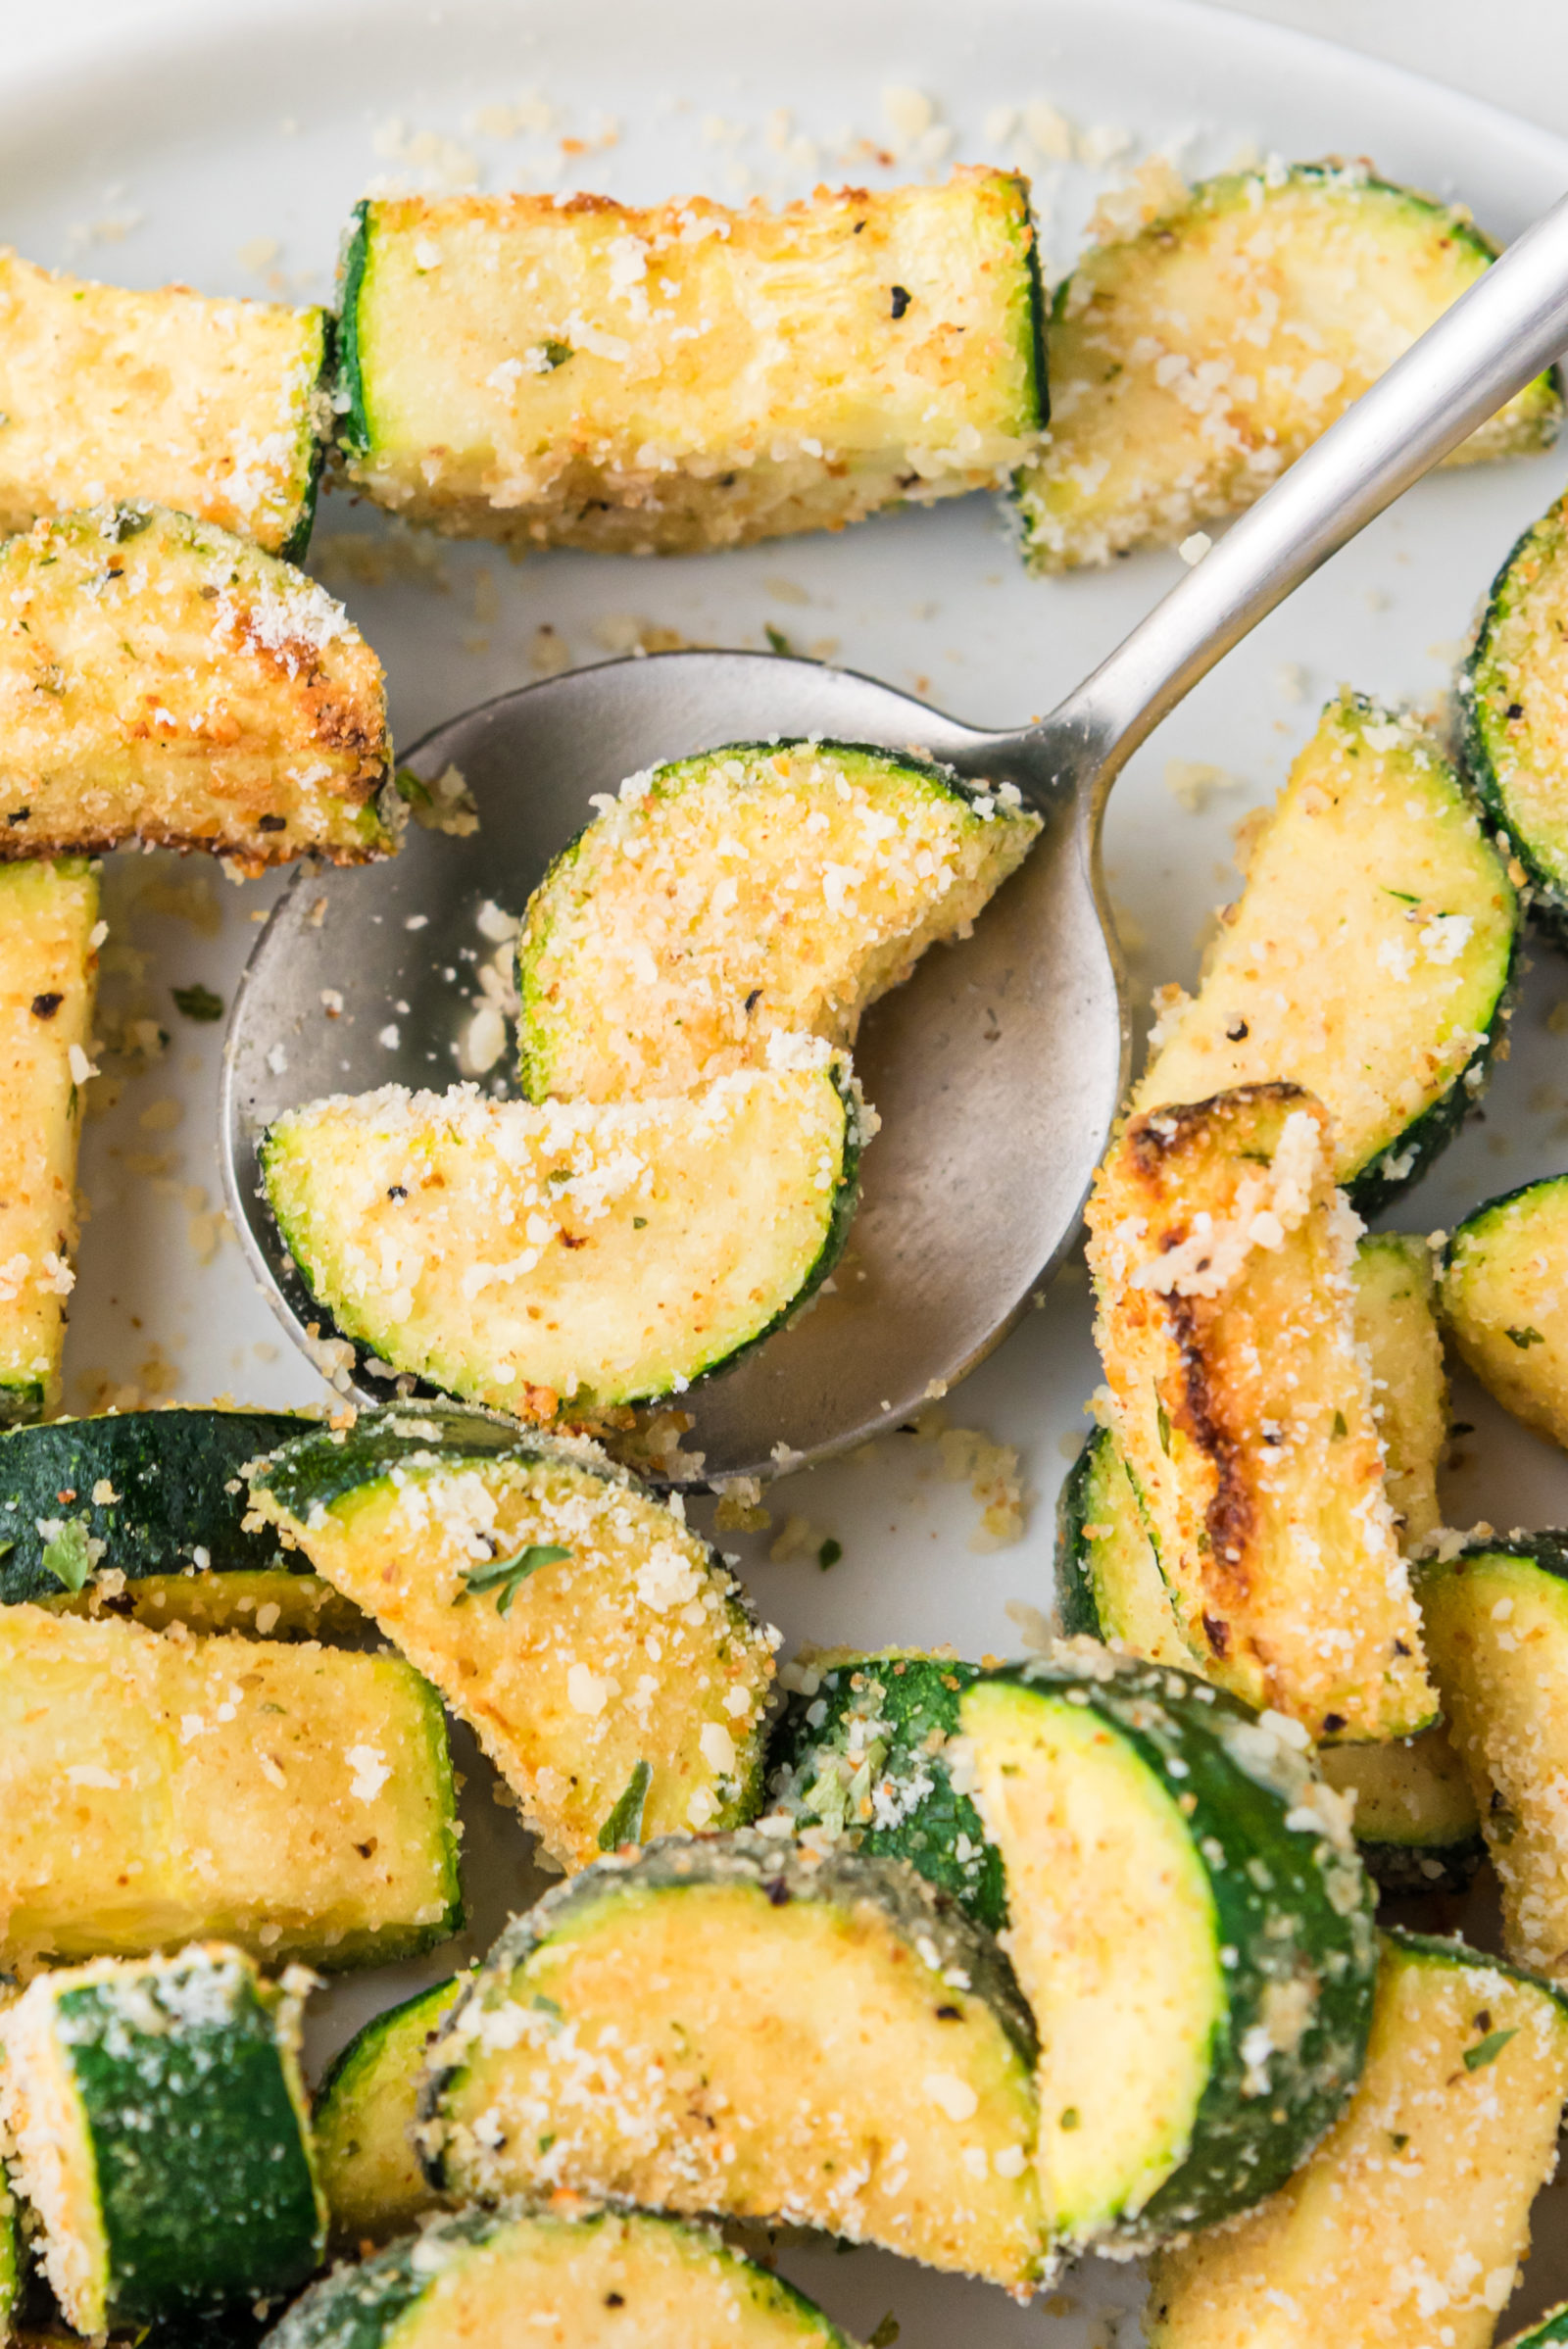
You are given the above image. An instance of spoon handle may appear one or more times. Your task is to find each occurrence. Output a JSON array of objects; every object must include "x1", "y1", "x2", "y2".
[{"x1": 1046, "y1": 182, "x2": 1568, "y2": 793}]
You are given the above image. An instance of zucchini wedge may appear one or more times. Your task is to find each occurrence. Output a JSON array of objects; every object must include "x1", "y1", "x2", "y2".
[
  {"x1": 1055, "y1": 1423, "x2": 1190, "y2": 1666},
  {"x1": 0, "y1": 1405, "x2": 354, "y2": 1637},
  {"x1": 422, "y1": 1834, "x2": 1047, "y2": 2289},
  {"x1": 264, "y1": 2206, "x2": 858, "y2": 2349},
  {"x1": 1462, "y1": 491, "x2": 1568, "y2": 938},
  {"x1": 1146, "y1": 1930, "x2": 1568, "y2": 2349},
  {"x1": 1017, "y1": 161, "x2": 1559, "y2": 570},
  {"x1": 313, "y1": 1975, "x2": 466, "y2": 2247},
  {"x1": 1353, "y1": 1231, "x2": 1448, "y2": 1550},
  {"x1": 1086, "y1": 1084, "x2": 1435, "y2": 1739},
  {"x1": 1441, "y1": 1176, "x2": 1568, "y2": 1448},
  {"x1": 337, "y1": 172, "x2": 1044, "y2": 554},
  {"x1": 960, "y1": 1651, "x2": 1375, "y2": 2251},
  {"x1": 0, "y1": 505, "x2": 393, "y2": 872},
  {"x1": 1420, "y1": 1538, "x2": 1568, "y2": 1976},
  {"x1": 516, "y1": 741, "x2": 1040, "y2": 1101},
  {"x1": 2, "y1": 1944, "x2": 323, "y2": 2335},
  {"x1": 766, "y1": 1647, "x2": 1005, "y2": 1932},
  {"x1": 0, "y1": 250, "x2": 327, "y2": 560},
  {"x1": 1134, "y1": 693, "x2": 1518, "y2": 1211},
  {"x1": 0, "y1": 859, "x2": 99, "y2": 1424},
  {"x1": 1318, "y1": 1734, "x2": 1483, "y2": 1895},
  {"x1": 261, "y1": 1066, "x2": 862, "y2": 1421},
  {"x1": 0, "y1": 1605, "x2": 462, "y2": 1970},
  {"x1": 248, "y1": 1403, "x2": 776, "y2": 1867}
]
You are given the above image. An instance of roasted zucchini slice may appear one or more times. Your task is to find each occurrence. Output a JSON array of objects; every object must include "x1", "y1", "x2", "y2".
[
  {"x1": 1353, "y1": 1232, "x2": 1447, "y2": 1549},
  {"x1": 265, "y1": 2206, "x2": 858, "y2": 2349},
  {"x1": 961, "y1": 1651, "x2": 1375, "y2": 2251},
  {"x1": 422, "y1": 1834, "x2": 1046, "y2": 2289},
  {"x1": 0, "y1": 1605, "x2": 462, "y2": 1970},
  {"x1": 2, "y1": 1943, "x2": 323, "y2": 2335},
  {"x1": 1441, "y1": 1177, "x2": 1568, "y2": 1448},
  {"x1": 313, "y1": 1975, "x2": 466, "y2": 2248},
  {"x1": 1055, "y1": 1423, "x2": 1191, "y2": 1666},
  {"x1": 1462, "y1": 491, "x2": 1568, "y2": 938},
  {"x1": 0, "y1": 251, "x2": 327, "y2": 560},
  {"x1": 1017, "y1": 161, "x2": 1559, "y2": 570},
  {"x1": 1134, "y1": 693, "x2": 1518, "y2": 1211},
  {"x1": 0, "y1": 505, "x2": 393, "y2": 871},
  {"x1": 1146, "y1": 1930, "x2": 1568, "y2": 2349},
  {"x1": 0, "y1": 859, "x2": 98, "y2": 1424},
  {"x1": 766, "y1": 1647, "x2": 1004, "y2": 1932},
  {"x1": 249, "y1": 1403, "x2": 776, "y2": 1867},
  {"x1": 1086, "y1": 1084, "x2": 1435, "y2": 1739},
  {"x1": 337, "y1": 172, "x2": 1045, "y2": 554},
  {"x1": 516, "y1": 741, "x2": 1040, "y2": 1101},
  {"x1": 262, "y1": 1066, "x2": 861, "y2": 1420}
]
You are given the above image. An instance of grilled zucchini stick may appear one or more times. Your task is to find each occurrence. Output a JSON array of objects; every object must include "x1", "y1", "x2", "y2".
[
  {"x1": 1135, "y1": 693, "x2": 1518, "y2": 1212},
  {"x1": 1086, "y1": 1084, "x2": 1435, "y2": 1740},
  {"x1": 0, "y1": 860, "x2": 98, "y2": 1423},
  {"x1": 0, "y1": 505, "x2": 394, "y2": 870},
  {"x1": 337, "y1": 171, "x2": 1045, "y2": 553},
  {"x1": 1463, "y1": 489, "x2": 1568, "y2": 938},
  {"x1": 0, "y1": 250, "x2": 327, "y2": 558},
  {"x1": 1441, "y1": 1176, "x2": 1568, "y2": 1448},
  {"x1": 1146, "y1": 1932, "x2": 1568, "y2": 2349},
  {"x1": 1017, "y1": 160, "x2": 1559, "y2": 571}
]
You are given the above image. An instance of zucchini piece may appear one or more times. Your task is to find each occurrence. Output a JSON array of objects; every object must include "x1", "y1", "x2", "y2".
[
  {"x1": 1441, "y1": 1176, "x2": 1568, "y2": 1448},
  {"x1": 1462, "y1": 491, "x2": 1568, "y2": 938},
  {"x1": 1420, "y1": 1539, "x2": 1568, "y2": 1975},
  {"x1": 337, "y1": 172, "x2": 1045, "y2": 554},
  {"x1": 249, "y1": 1402, "x2": 776, "y2": 1867},
  {"x1": 1146, "y1": 1930, "x2": 1568, "y2": 2349},
  {"x1": 516, "y1": 741, "x2": 1040, "y2": 1102},
  {"x1": 1134, "y1": 693, "x2": 1518, "y2": 1211},
  {"x1": 1017, "y1": 161, "x2": 1559, "y2": 570},
  {"x1": 1055, "y1": 1423, "x2": 1191, "y2": 1665},
  {"x1": 1318, "y1": 1733, "x2": 1483, "y2": 1894},
  {"x1": 0, "y1": 1605, "x2": 462, "y2": 1970},
  {"x1": 1353, "y1": 1232, "x2": 1448, "y2": 1549},
  {"x1": 261, "y1": 1066, "x2": 861, "y2": 1420},
  {"x1": 960, "y1": 1650, "x2": 1375, "y2": 2251},
  {"x1": 0, "y1": 251, "x2": 327, "y2": 560},
  {"x1": 2, "y1": 1943, "x2": 323, "y2": 2334},
  {"x1": 0, "y1": 505, "x2": 393, "y2": 872},
  {"x1": 265, "y1": 2206, "x2": 858, "y2": 2349},
  {"x1": 423, "y1": 1833, "x2": 1046, "y2": 2289},
  {"x1": 765, "y1": 1647, "x2": 1005, "y2": 1932},
  {"x1": 1086, "y1": 1083, "x2": 1435, "y2": 1739},
  {"x1": 313, "y1": 1975, "x2": 466, "y2": 2248},
  {"x1": 0, "y1": 860, "x2": 98, "y2": 1425}
]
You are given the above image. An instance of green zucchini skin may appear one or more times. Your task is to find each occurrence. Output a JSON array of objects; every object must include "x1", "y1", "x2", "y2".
[
  {"x1": 253, "y1": 1397, "x2": 588, "y2": 1521},
  {"x1": 766, "y1": 1649, "x2": 1006, "y2": 1932},
  {"x1": 312, "y1": 1975, "x2": 466, "y2": 2246},
  {"x1": 1346, "y1": 979, "x2": 1514, "y2": 1217},
  {"x1": 1501, "y1": 2303, "x2": 1568, "y2": 2346},
  {"x1": 1462, "y1": 497, "x2": 1568, "y2": 945},
  {"x1": 277, "y1": 311, "x2": 334, "y2": 566},
  {"x1": 334, "y1": 203, "x2": 374, "y2": 466}
]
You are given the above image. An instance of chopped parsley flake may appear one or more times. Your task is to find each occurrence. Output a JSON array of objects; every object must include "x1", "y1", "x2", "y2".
[
  {"x1": 171, "y1": 982, "x2": 223, "y2": 1023},
  {"x1": 1463, "y1": 2026, "x2": 1518, "y2": 2072},
  {"x1": 597, "y1": 1758, "x2": 653, "y2": 1851},
  {"x1": 453, "y1": 1542, "x2": 570, "y2": 1616},
  {"x1": 41, "y1": 1518, "x2": 93, "y2": 1592}
]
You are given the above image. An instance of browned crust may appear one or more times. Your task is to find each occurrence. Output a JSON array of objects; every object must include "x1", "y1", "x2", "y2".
[{"x1": 0, "y1": 821, "x2": 393, "y2": 875}]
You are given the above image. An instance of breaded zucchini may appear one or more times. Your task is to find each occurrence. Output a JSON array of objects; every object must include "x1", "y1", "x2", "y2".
[
  {"x1": 0, "y1": 251, "x2": 327, "y2": 558},
  {"x1": 1017, "y1": 161, "x2": 1559, "y2": 569},
  {"x1": 336, "y1": 172, "x2": 1045, "y2": 552},
  {"x1": 1463, "y1": 491, "x2": 1568, "y2": 939},
  {"x1": 1441, "y1": 1175, "x2": 1568, "y2": 1447},
  {"x1": 516, "y1": 741, "x2": 1040, "y2": 1101},
  {"x1": 0, "y1": 505, "x2": 393, "y2": 870},
  {"x1": 313, "y1": 1975, "x2": 466, "y2": 2247},
  {"x1": 1086, "y1": 1084, "x2": 1435, "y2": 1739},
  {"x1": 1353, "y1": 1231, "x2": 1448, "y2": 1549},
  {"x1": 1135, "y1": 694, "x2": 1518, "y2": 1211}
]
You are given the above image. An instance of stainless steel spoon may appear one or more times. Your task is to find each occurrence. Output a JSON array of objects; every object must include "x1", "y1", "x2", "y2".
[{"x1": 222, "y1": 189, "x2": 1568, "y2": 1485}]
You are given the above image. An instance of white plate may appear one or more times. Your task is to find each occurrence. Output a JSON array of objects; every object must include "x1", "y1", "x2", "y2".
[{"x1": 4, "y1": 3, "x2": 1568, "y2": 2340}]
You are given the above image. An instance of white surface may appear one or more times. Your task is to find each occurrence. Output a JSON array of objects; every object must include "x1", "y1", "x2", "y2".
[{"x1": 4, "y1": 4, "x2": 1568, "y2": 2342}]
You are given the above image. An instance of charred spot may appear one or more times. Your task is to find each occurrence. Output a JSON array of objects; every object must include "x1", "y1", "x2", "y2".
[
  {"x1": 29, "y1": 993, "x2": 63, "y2": 1019},
  {"x1": 1394, "y1": 1639, "x2": 1412, "y2": 1657},
  {"x1": 1168, "y1": 1294, "x2": 1255, "y2": 1592},
  {"x1": 605, "y1": 2294, "x2": 625, "y2": 2309},
  {"x1": 386, "y1": 1186, "x2": 408, "y2": 1201},
  {"x1": 853, "y1": 219, "x2": 866, "y2": 233},
  {"x1": 1322, "y1": 1713, "x2": 1346, "y2": 1735},
  {"x1": 1507, "y1": 702, "x2": 1525, "y2": 720},
  {"x1": 257, "y1": 813, "x2": 287, "y2": 833},
  {"x1": 763, "y1": 1877, "x2": 792, "y2": 1907},
  {"x1": 1201, "y1": 1612, "x2": 1230, "y2": 1657},
  {"x1": 935, "y1": 2003, "x2": 962, "y2": 2021},
  {"x1": 7, "y1": 810, "x2": 30, "y2": 826},
  {"x1": 889, "y1": 285, "x2": 912, "y2": 318},
  {"x1": 560, "y1": 1232, "x2": 588, "y2": 1249},
  {"x1": 744, "y1": 988, "x2": 762, "y2": 1014},
  {"x1": 1225, "y1": 1018, "x2": 1250, "y2": 1042}
]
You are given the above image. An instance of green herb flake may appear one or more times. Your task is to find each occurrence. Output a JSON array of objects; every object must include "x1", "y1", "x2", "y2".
[
  {"x1": 1506, "y1": 1326, "x2": 1545, "y2": 1349},
  {"x1": 1156, "y1": 1398, "x2": 1171, "y2": 1456},
  {"x1": 538, "y1": 339, "x2": 573, "y2": 369},
  {"x1": 41, "y1": 1518, "x2": 93, "y2": 1593},
  {"x1": 1383, "y1": 887, "x2": 1421, "y2": 905},
  {"x1": 1463, "y1": 2027, "x2": 1518, "y2": 2072},
  {"x1": 1331, "y1": 1410, "x2": 1348, "y2": 1439},
  {"x1": 171, "y1": 982, "x2": 224, "y2": 1023},
  {"x1": 1389, "y1": 2131, "x2": 1409, "y2": 2151},
  {"x1": 868, "y1": 2318, "x2": 901, "y2": 2349},
  {"x1": 764, "y1": 623, "x2": 794, "y2": 657},
  {"x1": 1059, "y1": 2107, "x2": 1080, "y2": 2131},
  {"x1": 597, "y1": 1758, "x2": 653, "y2": 1852},
  {"x1": 393, "y1": 768, "x2": 433, "y2": 808},
  {"x1": 453, "y1": 1542, "x2": 570, "y2": 1616},
  {"x1": 817, "y1": 1538, "x2": 843, "y2": 1572}
]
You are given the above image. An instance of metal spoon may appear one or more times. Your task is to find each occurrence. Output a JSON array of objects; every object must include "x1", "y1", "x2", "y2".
[{"x1": 222, "y1": 190, "x2": 1568, "y2": 1485}]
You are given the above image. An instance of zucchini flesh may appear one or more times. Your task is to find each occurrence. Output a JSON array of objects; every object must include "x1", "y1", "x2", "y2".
[
  {"x1": 249, "y1": 1403, "x2": 777, "y2": 1868},
  {"x1": 1134, "y1": 693, "x2": 1518, "y2": 1211},
  {"x1": 313, "y1": 1975, "x2": 465, "y2": 2247},
  {"x1": 262, "y1": 1066, "x2": 861, "y2": 1420},
  {"x1": 516, "y1": 741, "x2": 1040, "y2": 1101},
  {"x1": 1441, "y1": 1176, "x2": 1568, "y2": 1449},
  {"x1": 0, "y1": 251, "x2": 326, "y2": 559},
  {"x1": 0, "y1": 1605, "x2": 462, "y2": 1970},
  {"x1": 765, "y1": 1647, "x2": 1005, "y2": 1932},
  {"x1": 424, "y1": 1834, "x2": 1046, "y2": 2289},
  {"x1": 960, "y1": 1654, "x2": 1375, "y2": 2250},
  {"x1": 1054, "y1": 1423, "x2": 1190, "y2": 1666},
  {"x1": 1146, "y1": 1930, "x2": 1568, "y2": 2349},
  {"x1": 0, "y1": 505, "x2": 393, "y2": 872},
  {"x1": 265, "y1": 2206, "x2": 858, "y2": 2349},
  {"x1": 1086, "y1": 1083, "x2": 1435, "y2": 1739},
  {"x1": 1353, "y1": 1232, "x2": 1447, "y2": 1550},
  {"x1": 0, "y1": 860, "x2": 98, "y2": 1423},
  {"x1": 2, "y1": 1943, "x2": 323, "y2": 2334},
  {"x1": 1318, "y1": 1733, "x2": 1482, "y2": 1893},
  {"x1": 1017, "y1": 162, "x2": 1559, "y2": 570},
  {"x1": 1463, "y1": 492, "x2": 1568, "y2": 933},
  {"x1": 338, "y1": 172, "x2": 1045, "y2": 554}
]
